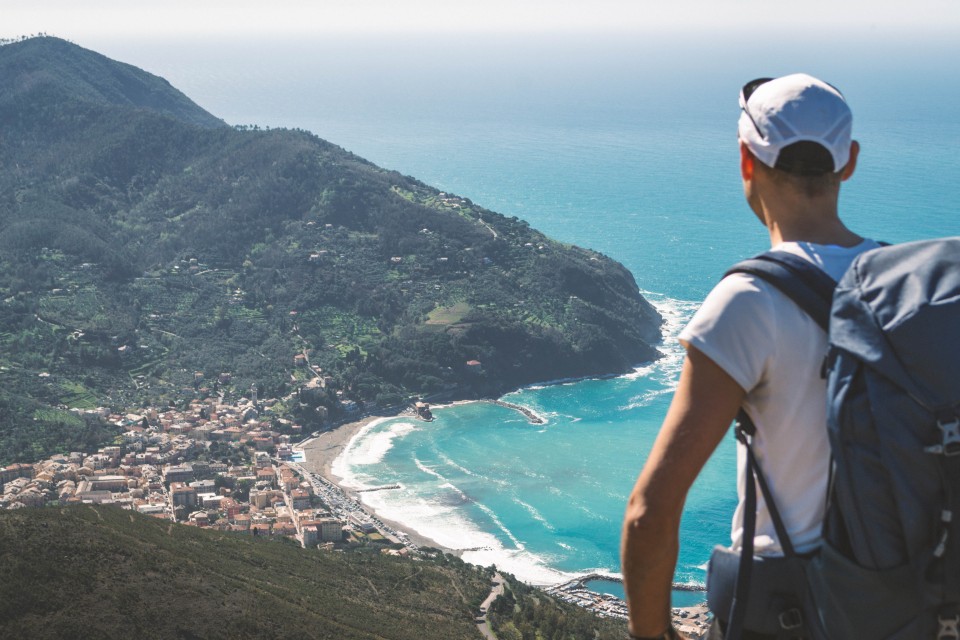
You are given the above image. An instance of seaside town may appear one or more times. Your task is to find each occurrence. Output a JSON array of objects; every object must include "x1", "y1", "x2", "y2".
[{"x1": 0, "y1": 383, "x2": 419, "y2": 554}]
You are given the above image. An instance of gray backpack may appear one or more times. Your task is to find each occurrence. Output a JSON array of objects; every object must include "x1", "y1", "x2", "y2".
[{"x1": 723, "y1": 238, "x2": 960, "y2": 639}]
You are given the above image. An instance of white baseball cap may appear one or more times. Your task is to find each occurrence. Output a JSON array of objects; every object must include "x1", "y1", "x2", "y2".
[{"x1": 738, "y1": 73, "x2": 853, "y2": 175}]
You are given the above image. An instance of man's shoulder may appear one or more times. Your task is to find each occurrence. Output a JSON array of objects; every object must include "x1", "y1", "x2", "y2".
[
  {"x1": 683, "y1": 273, "x2": 782, "y2": 342},
  {"x1": 683, "y1": 271, "x2": 816, "y2": 346},
  {"x1": 679, "y1": 273, "x2": 791, "y2": 393},
  {"x1": 701, "y1": 271, "x2": 786, "y2": 313}
]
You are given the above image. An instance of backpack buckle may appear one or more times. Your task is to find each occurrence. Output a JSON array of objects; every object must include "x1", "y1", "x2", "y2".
[
  {"x1": 927, "y1": 418, "x2": 960, "y2": 456},
  {"x1": 779, "y1": 607, "x2": 804, "y2": 631},
  {"x1": 938, "y1": 614, "x2": 960, "y2": 639},
  {"x1": 938, "y1": 419, "x2": 960, "y2": 457}
]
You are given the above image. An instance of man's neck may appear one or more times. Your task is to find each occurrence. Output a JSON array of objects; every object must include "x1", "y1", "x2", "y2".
[
  {"x1": 767, "y1": 218, "x2": 863, "y2": 248},
  {"x1": 755, "y1": 186, "x2": 862, "y2": 248}
]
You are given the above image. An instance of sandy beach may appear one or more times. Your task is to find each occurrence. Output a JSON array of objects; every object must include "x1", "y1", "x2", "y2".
[
  {"x1": 298, "y1": 399, "x2": 479, "y2": 478},
  {"x1": 298, "y1": 416, "x2": 376, "y2": 481},
  {"x1": 298, "y1": 413, "x2": 458, "y2": 553}
]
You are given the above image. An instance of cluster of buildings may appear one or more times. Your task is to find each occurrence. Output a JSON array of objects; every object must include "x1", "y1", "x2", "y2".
[
  {"x1": 0, "y1": 395, "x2": 380, "y2": 550},
  {"x1": 544, "y1": 576, "x2": 710, "y2": 639},
  {"x1": 545, "y1": 577, "x2": 629, "y2": 620}
]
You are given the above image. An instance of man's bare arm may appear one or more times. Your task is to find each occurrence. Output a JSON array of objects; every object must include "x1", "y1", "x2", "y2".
[{"x1": 621, "y1": 344, "x2": 746, "y2": 637}]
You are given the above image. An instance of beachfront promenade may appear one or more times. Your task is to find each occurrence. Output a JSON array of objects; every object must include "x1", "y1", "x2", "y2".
[{"x1": 286, "y1": 457, "x2": 419, "y2": 552}]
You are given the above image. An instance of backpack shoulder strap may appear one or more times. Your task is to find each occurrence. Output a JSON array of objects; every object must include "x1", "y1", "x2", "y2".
[
  {"x1": 724, "y1": 250, "x2": 837, "y2": 332},
  {"x1": 722, "y1": 251, "x2": 849, "y2": 637}
]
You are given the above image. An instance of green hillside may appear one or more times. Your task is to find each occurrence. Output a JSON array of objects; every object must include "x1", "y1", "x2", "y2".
[
  {"x1": 0, "y1": 505, "x2": 627, "y2": 639},
  {"x1": 0, "y1": 37, "x2": 662, "y2": 464}
]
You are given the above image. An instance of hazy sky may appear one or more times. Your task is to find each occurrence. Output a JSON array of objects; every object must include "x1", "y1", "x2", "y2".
[{"x1": 5, "y1": 0, "x2": 959, "y2": 39}]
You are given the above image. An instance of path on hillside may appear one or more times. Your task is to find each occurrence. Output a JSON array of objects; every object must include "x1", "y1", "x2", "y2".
[
  {"x1": 476, "y1": 572, "x2": 505, "y2": 640},
  {"x1": 477, "y1": 215, "x2": 498, "y2": 239}
]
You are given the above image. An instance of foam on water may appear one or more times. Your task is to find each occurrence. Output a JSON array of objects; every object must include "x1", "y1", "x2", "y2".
[
  {"x1": 474, "y1": 501, "x2": 525, "y2": 549},
  {"x1": 332, "y1": 418, "x2": 415, "y2": 487},
  {"x1": 360, "y1": 485, "x2": 500, "y2": 551},
  {"x1": 355, "y1": 474, "x2": 576, "y2": 585},
  {"x1": 435, "y1": 451, "x2": 512, "y2": 489},
  {"x1": 352, "y1": 421, "x2": 417, "y2": 466},
  {"x1": 461, "y1": 548, "x2": 578, "y2": 586},
  {"x1": 620, "y1": 387, "x2": 673, "y2": 412},
  {"x1": 436, "y1": 452, "x2": 478, "y2": 478},
  {"x1": 514, "y1": 497, "x2": 556, "y2": 532},
  {"x1": 624, "y1": 295, "x2": 699, "y2": 374},
  {"x1": 619, "y1": 295, "x2": 699, "y2": 413},
  {"x1": 413, "y1": 457, "x2": 445, "y2": 481}
]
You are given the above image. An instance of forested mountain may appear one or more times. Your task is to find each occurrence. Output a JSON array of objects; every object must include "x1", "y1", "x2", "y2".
[{"x1": 0, "y1": 37, "x2": 662, "y2": 463}]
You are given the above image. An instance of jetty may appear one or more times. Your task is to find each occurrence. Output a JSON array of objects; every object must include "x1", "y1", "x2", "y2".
[
  {"x1": 484, "y1": 399, "x2": 545, "y2": 424},
  {"x1": 355, "y1": 484, "x2": 401, "y2": 493}
]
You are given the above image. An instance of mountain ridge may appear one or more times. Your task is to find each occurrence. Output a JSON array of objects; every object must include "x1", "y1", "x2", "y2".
[{"x1": 0, "y1": 36, "x2": 225, "y2": 129}]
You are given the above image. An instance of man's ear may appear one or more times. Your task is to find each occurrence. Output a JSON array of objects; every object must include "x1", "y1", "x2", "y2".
[
  {"x1": 840, "y1": 140, "x2": 859, "y2": 181},
  {"x1": 739, "y1": 141, "x2": 755, "y2": 181}
]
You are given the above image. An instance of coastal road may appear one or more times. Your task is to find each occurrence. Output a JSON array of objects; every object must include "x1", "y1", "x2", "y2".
[{"x1": 476, "y1": 572, "x2": 505, "y2": 640}]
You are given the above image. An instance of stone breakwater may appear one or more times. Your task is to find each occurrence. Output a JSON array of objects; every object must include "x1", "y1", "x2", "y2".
[
  {"x1": 483, "y1": 399, "x2": 546, "y2": 424},
  {"x1": 355, "y1": 484, "x2": 402, "y2": 493}
]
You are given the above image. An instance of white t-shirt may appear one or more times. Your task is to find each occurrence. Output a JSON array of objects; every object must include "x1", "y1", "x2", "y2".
[{"x1": 678, "y1": 239, "x2": 880, "y2": 555}]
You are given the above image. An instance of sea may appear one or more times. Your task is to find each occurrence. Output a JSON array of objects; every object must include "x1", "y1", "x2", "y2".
[{"x1": 96, "y1": 29, "x2": 960, "y2": 604}]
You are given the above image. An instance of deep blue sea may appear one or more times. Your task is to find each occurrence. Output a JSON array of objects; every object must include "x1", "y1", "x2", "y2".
[{"x1": 97, "y1": 31, "x2": 960, "y2": 599}]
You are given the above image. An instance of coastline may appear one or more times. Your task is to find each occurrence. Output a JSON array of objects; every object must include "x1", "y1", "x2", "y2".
[
  {"x1": 296, "y1": 401, "x2": 710, "y2": 634},
  {"x1": 298, "y1": 414, "x2": 460, "y2": 554},
  {"x1": 294, "y1": 395, "x2": 549, "y2": 555},
  {"x1": 295, "y1": 386, "x2": 631, "y2": 570},
  {"x1": 295, "y1": 397, "x2": 602, "y2": 581}
]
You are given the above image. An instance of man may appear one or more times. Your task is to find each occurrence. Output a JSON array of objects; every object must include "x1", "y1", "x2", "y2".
[{"x1": 620, "y1": 73, "x2": 881, "y2": 639}]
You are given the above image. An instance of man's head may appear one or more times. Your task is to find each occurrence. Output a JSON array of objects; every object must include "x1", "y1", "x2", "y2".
[
  {"x1": 739, "y1": 73, "x2": 858, "y2": 203},
  {"x1": 739, "y1": 73, "x2": 853, "y2": 175}
]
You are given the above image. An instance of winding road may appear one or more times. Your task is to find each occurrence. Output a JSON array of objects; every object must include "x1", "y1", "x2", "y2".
[{"x1": 476, "y1": 572, "x2": 505, "y2": 640}]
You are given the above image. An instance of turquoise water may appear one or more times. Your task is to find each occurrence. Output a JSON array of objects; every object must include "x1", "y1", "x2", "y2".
[
  {"x1": 332, "y1": 293, "x2": 731, "y2": 587},
  {"x1": 105, "y1": 32, "x2": 960, "y2": 595}
]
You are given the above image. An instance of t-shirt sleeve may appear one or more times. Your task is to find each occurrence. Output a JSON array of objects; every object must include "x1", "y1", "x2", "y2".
[{"x1": 677, "y1": 273, "x2": 779, "y2": 393}]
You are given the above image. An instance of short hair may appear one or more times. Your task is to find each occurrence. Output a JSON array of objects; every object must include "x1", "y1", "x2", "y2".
[
  {"x1": 775, "y1": 141, "x2": 837, "y2": 176},
  {"x1": 754, "y1": 142, "x2": 843, "y2": 198}
]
